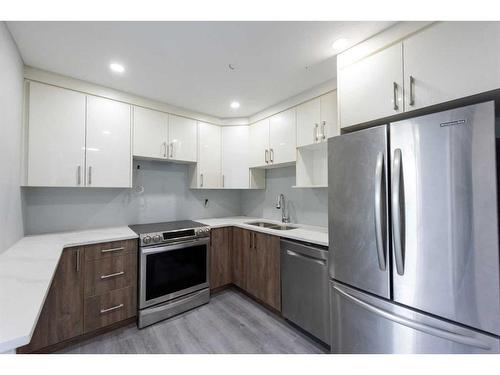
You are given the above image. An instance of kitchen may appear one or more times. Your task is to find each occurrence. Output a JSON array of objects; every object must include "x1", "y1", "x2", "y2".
[{"x1": 1, "y1": 3, "x2": 500, "y2": 371}]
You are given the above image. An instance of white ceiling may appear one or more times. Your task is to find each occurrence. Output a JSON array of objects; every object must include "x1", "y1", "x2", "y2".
[{"x1": 7, "y1": 21, "x2": 394, "y2": 118}]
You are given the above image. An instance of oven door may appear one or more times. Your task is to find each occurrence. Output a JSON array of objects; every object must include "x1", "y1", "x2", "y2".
[{"x1": 139, "y1": 237, "x2": 209, "y2": 309}]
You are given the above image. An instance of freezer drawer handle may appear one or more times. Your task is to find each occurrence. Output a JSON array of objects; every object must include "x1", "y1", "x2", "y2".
[
  {"x1": 286, "y1": 250, "x2": 326, "y2": 266},
  {"x1": 392, "y1": 148, "x2": 405, "y2": 276},
  {"x1": 334, "y1": 285, "x2": 492, "y2": 350},
  {"x1": 374, "y1": 151, "x2": 386, "y2": 271}
]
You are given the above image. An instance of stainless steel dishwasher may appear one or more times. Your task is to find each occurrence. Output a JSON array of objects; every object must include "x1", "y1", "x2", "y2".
[{"x1": 281, "y1": 239, "x2": 329, "y2": 344}]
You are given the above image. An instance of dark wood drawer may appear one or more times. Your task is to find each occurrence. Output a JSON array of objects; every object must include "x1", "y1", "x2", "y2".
[
  {"x1": 84, "y1": 239, "x2": 137, "y2": 262},
  {"x1": 84, "y1": 252, "x2": 137, "y2": 297},
  {"x1": 84, "y1": 286, "x2": 136, "y2": 333}
]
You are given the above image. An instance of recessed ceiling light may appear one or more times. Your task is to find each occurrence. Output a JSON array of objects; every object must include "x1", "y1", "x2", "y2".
[
  {"x1": 230, "y1": 101, "x2": 240, "y2": 109},
  {"x1": 332, "y1": 38, "x2": 350, "y2": 52},
  {"x1": 109, "y1": 62, "x2": 125, "y2": 73}
]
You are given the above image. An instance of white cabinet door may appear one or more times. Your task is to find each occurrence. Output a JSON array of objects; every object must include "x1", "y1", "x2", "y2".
[
  {"x1": 296, "y1": 98, "x2": 320, "y2": 147},
  {"x1": 133, "y1": 106, "x2": 168, "y2": 159},
  {"x1": 269, "y1": 108, "x2": 296, "y2": 164},
  {"x1": 320, "y1": 91, "x2": 338, "y2": 139},
  {"x1": 338, "y1": 42, "x2": 404, "y2": 128},
  {"x1": 222, "y1": 126, "x2": 249, "y2": 188},
  {"x1": 27, "y1": 82, "x2": 86, "y2": 187},
  {"x1": 404, "y1": 22, "x2": 500, "y2": 110},
  {"x1": 168, "y1": 114, "x2": 197, "y2": 162},
  {"x1": 249, "y1": 119, "x2": 270, "y2": 167},
  {"x1": 198, "y1": 122, "x2": 221, "y2": 188},
  {"x1": 86, "y1": 96, "x2": 132, "y2": 188}
]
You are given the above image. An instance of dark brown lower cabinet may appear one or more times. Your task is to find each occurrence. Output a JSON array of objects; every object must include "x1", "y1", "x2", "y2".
[
  {"x1": 209, "y1": 227, "x2": 233, "y2": 289},
  {"x1": 227, "y1": 228, "x2": 281, "y2": 312},
  {"x1": 18, "y1": 239, "x2": 137, "y2": 353},
  {"x1": 18, "y1": 247, "x2": 83, "y2": 353}
]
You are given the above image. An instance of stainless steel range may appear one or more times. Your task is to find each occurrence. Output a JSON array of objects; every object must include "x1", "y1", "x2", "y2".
[{"x1": 129, "y1": 220, "x2": 211, "y2": 328}]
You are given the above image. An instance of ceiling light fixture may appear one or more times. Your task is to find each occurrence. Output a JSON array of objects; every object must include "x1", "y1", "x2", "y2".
[
  {"x1": 109, "y1": 62, "x2": 125, "y2": 73},
  {"x1": 230, "y1": 101, "x2": 240, "y2": 109},
  {"x1": 331, "y1": 38, "x2": 350, "y2": 52}
]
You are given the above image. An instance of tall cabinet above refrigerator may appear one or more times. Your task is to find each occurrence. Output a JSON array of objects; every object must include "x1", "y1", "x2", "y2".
[{"x1": 328, "y1": 101, "x2": 500, "y2": 353}]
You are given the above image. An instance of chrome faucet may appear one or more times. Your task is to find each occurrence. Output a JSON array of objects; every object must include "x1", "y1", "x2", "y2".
[{"x1": 275, "y1": 193, "x2": 290, "y2": 223}]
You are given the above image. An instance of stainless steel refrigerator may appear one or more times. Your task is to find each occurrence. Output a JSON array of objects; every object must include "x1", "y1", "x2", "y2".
[{"x1": 328, "y1": 101, "x2": 500, "y2": 353}]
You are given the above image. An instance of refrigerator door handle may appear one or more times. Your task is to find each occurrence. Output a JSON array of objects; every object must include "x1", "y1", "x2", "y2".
[
  {"x1": 374, "y1": 152, "x2": 386, "y2": 271},
  {"x1": 334, "y1": 284, "x2": 492, "y2": 350},
  {"x1": 392, "y1": 148, "x2": 405, "y2": 275}
]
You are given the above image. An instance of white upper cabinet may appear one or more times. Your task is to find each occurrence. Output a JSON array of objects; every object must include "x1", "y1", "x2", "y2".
[
  {"x1": 249, "y1": 119, "x2": 270, "y2": 168},
  {"x1": 168, "y1": 114, "x2": 197, "y2": 162},
  {"x1": 320, "y1": 90, "x2": 339, "y2": 139},
  {"x1": 27, "y1": 82, "x2": 86, "y2": 187},
  {"x1": 269, "y1": 108, "x2": 296, "y2": 165},
  {"x1": 222, "y1": 126, "x2": 250, "y2": 188},
  {"x1": 404, "y1": 22, "x2": 500, "y2": 110},
  {"x1": 338, "y1": 42, "x2": 404, "y2": 128},
  {"x1": 133, "y1": 106, "x2": 168, "y2": 159},
  {"x1": 296, "y1": 97, "x2": 321, "y2": 147},
  {"x1": 196, "y1": 122, "x2": 221, "y2": 188},
  {"x1": 86, "y1": 96, "x2": 132, "y2": 188},
  {"x1": 297, "y1": 92, "x2": 337, "y2": 146}
]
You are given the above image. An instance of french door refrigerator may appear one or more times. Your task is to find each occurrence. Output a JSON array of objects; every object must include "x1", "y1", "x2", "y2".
[{"x1": 328, "y1": 101, "x2": 500, "y2": 353}]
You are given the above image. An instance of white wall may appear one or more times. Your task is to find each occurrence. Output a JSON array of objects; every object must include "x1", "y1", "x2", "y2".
[
  {"x1": 241, "y1": 167, "x2": 327, "y2": 227},
  {"x1": 23, "y1": 160, "x2": 242, "y2": 234},
  {"x1": 0, "y1": 23, "x2": 24, "y2": 253}
]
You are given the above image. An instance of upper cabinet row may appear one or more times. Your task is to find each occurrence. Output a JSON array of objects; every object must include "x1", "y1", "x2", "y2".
[
  {"x1": 27, "y1": 82, "x2": 132, "y2": 188},
  {"x1": 338, "y1": 22, "x2": 500, "y2": 128}
]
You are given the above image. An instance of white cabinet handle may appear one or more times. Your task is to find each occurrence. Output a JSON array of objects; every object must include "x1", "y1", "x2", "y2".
[
  {"x1": 409, "y1": 75, "x2": 415, "y2": 106},
  {"x1": 314, "y1": 123, "x2": 319, "y2": 142},
  {"x1": 270, "y1": 148, "x2": 274, "y2": 163},
  {"x1": 77, "y1": 165, "x2": 81, "y2": 185},
  {"x1": 88, "y1": 166, "x2": 92, "y2": 185},
  {"x1": 265, "y1": 149, "x2": 269, "y2": 164},
  {"x1": 222, "y1": 174, "x2": 225, "y2": 187},
  {"x1": 170, "y1": 142, "x2": 174, "y2": 158},
  {"x1": 393, "y1": 82, "x2": 399, "y2": 111},
  {"x1": 200, "y1": 173, "x2": 204, "y2": 187},
  {"x1": 321, "y1": 121, "x2": 326, "y2": 140},
  {"x1": 163, "y1": 142, "x2": 167, "y2": 158}
]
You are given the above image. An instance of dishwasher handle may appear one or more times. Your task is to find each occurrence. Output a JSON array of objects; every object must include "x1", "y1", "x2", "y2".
[{"x1": 286, "y1": 249, "x2": 327, "y2": 266}]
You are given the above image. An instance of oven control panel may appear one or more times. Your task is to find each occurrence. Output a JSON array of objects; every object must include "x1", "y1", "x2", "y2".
[{"x1": 139, "y1": 226, "x2": 211, "y2": 247}]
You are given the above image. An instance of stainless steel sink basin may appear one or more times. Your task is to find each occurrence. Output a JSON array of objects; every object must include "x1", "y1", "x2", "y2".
[
  {"x1": 246, "y1": 221, "x2": 279, "y2": 228},
  {"x1": 270, "y1": 225, "x2": 298, "y2": 231},
  {"x1": 246, "y1": 221, "x2": 298, "y2": 231}
]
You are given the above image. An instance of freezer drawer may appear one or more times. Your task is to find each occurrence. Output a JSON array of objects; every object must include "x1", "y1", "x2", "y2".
[
  {"x1": 330, "y1": 282, "x2": 500, "y2": 354},
  {"x1": 281, "y1": 239, "x2": 329, "y2": 344}
]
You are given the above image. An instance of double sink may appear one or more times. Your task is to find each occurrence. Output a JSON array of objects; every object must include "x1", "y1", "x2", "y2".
[{"x1": 246, "y1": 221, "x2": 297, "y2": 231}]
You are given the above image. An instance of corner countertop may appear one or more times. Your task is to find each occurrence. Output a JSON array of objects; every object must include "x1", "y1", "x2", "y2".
[
  {"x1": 0, "y1": 226, "x2": 138, "y2": 353},
  {"x1": 195, "y1": 216, "x2": 328, "y2": 247}
]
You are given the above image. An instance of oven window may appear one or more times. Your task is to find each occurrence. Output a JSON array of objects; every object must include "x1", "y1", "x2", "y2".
[{"x1": 145, "y1": 244, "x2": 207, "y2": 301}]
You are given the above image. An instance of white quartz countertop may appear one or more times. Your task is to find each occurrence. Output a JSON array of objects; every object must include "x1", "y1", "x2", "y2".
[
  {"x1": 196, "y1": 216, "x2": 328, "y2": 247},
  {"x1": 0, "y1": 226, "x2": 138, "y2": 353}
]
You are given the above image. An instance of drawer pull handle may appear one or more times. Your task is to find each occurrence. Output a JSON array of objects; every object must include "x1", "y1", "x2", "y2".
[
  {"x1": 100, "y1": 304, "x2": 124, "y2": 314},
  {"x1": 100, "y1": 271, "x2": 125, "y2": 280},
  {"x1": 101, "y1": 247, "x2": 124, "y2": 253}
]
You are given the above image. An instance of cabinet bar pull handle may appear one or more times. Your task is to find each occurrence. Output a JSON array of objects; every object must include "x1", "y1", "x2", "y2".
[
  {"x1": 101, "y1": 247, "x2": 125, "y2": 253},
  {"x1": 100, "y1": 304, "x2": 124, "y2": 314},
  {"x1": 409, "y1": 75, "x2": 415, "y2": 106},
  {"x1": 88, "y1": 166, "x2": 92, "y2": 185},
  {"x1": 77, "y1": 165, "x2": 81, "y2": 185},
  {"x1": 222, "y1": 174, "x2": 225, "y2": 187},
  {"x1": 75, "y1": 249, "x2": 80, "y2": 272},
  {"x1": 265, "y1": 149, "x2": 269, "y2": 164},
  {"x1": 393, "y1": 82, "x2": 399, "y2": 111},
  {"x1": 321, "y1": 121, "x2": 326, "y2": 140},
  {"x1": 270, "y1": 148, "x2": 274, "y2": 163},
  {"x1": 314, "y1": 123, "x2": 319, "y2": 142},
  {"x1": 170, "y1": 142, "x2": 174, "y2": 158},
  {"x1": 164, "y1": 142, "x2": 168, "y2": 158},
  {"x1": 100, "y1": 271, "x2": 125, "y2": 280},
  {"x1": 200, "y1": 173, "x2": 204, "y2": 187}
]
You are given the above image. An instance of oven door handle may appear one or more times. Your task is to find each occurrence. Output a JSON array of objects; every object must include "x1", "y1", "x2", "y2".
[{"x1": 140, "y1": 237, "x2": 210, "y2": 255}]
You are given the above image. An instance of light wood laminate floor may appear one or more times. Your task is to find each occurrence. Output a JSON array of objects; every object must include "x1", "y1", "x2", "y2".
[{"x1": 58, "y1": 289, "x2": 328, "y2": 354}]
